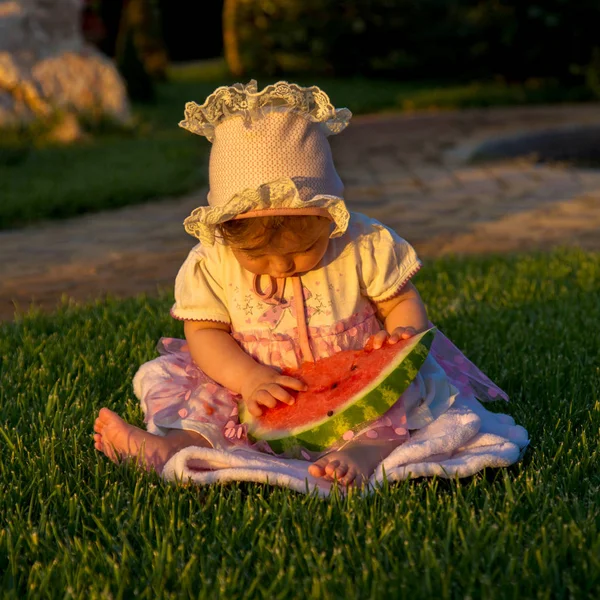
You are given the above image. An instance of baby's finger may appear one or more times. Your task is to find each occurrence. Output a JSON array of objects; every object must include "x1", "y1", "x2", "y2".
[
  {"x1": 371, "y1": 330, "x2": 389, "y2": 350},
  {"x1": 365, "y1": 330, "x2": 388, "y2": 351},
  {"x1": 400, "y1": 327, "x2": 417, "y2": 339},
  {"x1": 255, "y1": 389, "x2": 278, "y2": 409},
  {"x1": 277, "y1": 376, "x2": 308, "y2": 393},
  {"x1": 388, "y1": 327, "x2": 409, "y2": 344},
  {"x1": 245, "y1": 398, "x2": 263, "y2": 417},
  {"x1": 386, "y1": 331, "x2": 401, "y2": 344},
  {"x1": 268, "y1": 383, "x2": 296, "y2": 405}
]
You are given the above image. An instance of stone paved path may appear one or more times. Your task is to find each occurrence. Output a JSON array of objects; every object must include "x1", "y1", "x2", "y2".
[{"x1": 2, "y1": 103, "x2": 600, "y2": 321}]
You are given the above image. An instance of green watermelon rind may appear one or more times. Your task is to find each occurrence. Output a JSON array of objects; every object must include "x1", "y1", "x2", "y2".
[{"x1": 243, "y1": 328, "x2": 435, "y2": 454}]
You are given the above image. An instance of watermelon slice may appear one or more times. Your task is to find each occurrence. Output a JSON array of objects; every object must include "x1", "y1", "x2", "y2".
[{"x1": 241, "y1": 328, "x2": 435, "y2": 455}]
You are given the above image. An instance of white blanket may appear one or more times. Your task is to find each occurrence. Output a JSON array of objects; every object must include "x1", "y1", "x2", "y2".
[{"x1": 161, "y1": 395, "x2": 529, "y2": 497}]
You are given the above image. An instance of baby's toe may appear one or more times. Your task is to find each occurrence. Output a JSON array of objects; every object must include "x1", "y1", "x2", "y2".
[
  {"x1": 98, "y1": 407, "x2": 120, "y2": 425},
  {"x1": 325, "y1": 463, "x2": 349, "y2": 482},
  {"x1": 333, "y1": 463, "x2": 349, "y2": 479},
  {"x1": 98, "y1": 407, "x2": 112, "y2": 422},
  {"x1": 308, "y1": 457, "x2": 330, "y2": 477},
  {"x1": 324, "y1": 460, "x2": 341, "y2": 477},
  {"x1": 340, "y1": 467, "x2": 358, "y2": 486}
]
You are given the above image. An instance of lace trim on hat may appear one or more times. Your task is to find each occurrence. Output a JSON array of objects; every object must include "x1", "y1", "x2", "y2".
[
  {"x1": 184, "y1": 177, "x2": 350, "y2": 245},
  {"x1": 179, "y1": 80, "x2": 352, "y2": 142}
]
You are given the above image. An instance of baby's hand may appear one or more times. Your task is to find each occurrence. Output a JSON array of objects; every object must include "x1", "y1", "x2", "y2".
[
  {"x1": 364, "y1": 327, "x2": 417, "y2": 351},
  {"x1": 240, "y1": 366, "x2": 307, "y2": 417}
]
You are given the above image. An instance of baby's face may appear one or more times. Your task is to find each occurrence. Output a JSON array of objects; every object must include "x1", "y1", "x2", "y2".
[{"x1": 231, "y1": 219, "x2": 332, "y2": 278}]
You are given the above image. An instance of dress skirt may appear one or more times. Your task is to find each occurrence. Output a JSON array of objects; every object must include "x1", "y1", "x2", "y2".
[{"x1": 133, "y1": 317, "x2": 508, "y2": 460}]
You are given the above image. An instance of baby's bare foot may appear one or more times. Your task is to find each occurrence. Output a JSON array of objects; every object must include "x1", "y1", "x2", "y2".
[
  {"x1": 308, "y1": 446, "x2": 375, "y2": 487},
  {"x1": 93, "y1": 408, "x2": 178, "y2": 473},
  {"x1": 308, "y1": 436, "x2": 404, "y2": 487}
]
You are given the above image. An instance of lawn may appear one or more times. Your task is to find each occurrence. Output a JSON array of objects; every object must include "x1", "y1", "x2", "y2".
[
  {"x1": 1, "y1": 63, "x2": 593, "y2": 231},
  {"x1": 1, "y1": 249, "x2": 599, "y2": 598}
]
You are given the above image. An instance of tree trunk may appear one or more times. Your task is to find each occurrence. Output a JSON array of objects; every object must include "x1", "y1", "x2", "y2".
[{"x1": 222, "y1": 0, "x2": 243, "y2": 77}]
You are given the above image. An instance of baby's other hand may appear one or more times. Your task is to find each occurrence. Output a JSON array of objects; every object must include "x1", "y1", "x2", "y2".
[
  {"x1": 241, "y1": 366, "x2": 307, "y2": 417},
  {"x1": 364, "y1": 327, "x2": 417, "y2": 351}
]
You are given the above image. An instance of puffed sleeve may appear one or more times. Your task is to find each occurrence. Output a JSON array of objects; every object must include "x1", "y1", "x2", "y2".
[
  {"x1": 357, "y1": 221, "x2": 422, "y2": 303},
  {"x1": 170, "y1": 244, "x2": 231, "y2": 323}
]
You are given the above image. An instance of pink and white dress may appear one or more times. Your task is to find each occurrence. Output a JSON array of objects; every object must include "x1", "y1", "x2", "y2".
[{"x1": 133, "y1": 212, "x2": 508, "y2": 459}]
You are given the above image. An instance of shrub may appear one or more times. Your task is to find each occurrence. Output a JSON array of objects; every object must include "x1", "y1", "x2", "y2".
[{"x1": 225, "y1": 0, "x2": 600, "y2": 92}]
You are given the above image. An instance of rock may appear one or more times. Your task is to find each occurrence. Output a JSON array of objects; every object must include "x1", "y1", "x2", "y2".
[
  {"x1": 44, "y1": 112, "x2": 85, "y2": 144},
  {"x1": 0, "y1": 0, "x2": 131, "y2": 130}
]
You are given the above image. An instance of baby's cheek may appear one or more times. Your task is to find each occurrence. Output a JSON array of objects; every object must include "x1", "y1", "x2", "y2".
[
  {"x1": 297, "y1": 251, "x2": 324, "y2": 272},
  {"x1": 238, "y1": 256, "x2": 267, "y2": 275}
]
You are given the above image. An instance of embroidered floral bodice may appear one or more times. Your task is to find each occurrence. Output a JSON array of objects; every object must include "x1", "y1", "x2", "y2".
[{"x1": 171, "y1": 212, "x2": 421, "y2": 369}]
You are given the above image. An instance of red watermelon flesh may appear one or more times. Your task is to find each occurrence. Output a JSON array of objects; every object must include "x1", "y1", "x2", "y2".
[{"x1": 241, "y1": 328, "x2": 435, "y2": 454}]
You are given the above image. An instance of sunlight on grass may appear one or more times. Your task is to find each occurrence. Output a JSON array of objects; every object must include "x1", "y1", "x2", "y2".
[
  {"x1": 0, "y1": 84, "x2": 210, "y2": 230},
  {"x1": 1, "y1": 250, "x2": 599, "y2": 597}
]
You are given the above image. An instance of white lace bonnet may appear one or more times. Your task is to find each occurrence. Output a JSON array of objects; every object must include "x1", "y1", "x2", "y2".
[{"x1": 179, "y1": 80, "x2": 352, "y2": 245}]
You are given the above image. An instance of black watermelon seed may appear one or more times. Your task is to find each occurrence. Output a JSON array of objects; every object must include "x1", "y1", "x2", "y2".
[
  {"x1": 327, "y1": 410, "x2": 334, "y2": 417},
  {"x1": 330, "y1": 382, "x2": 338, "y2": 389},
  {"x1": 350, "y1": 365, "x2": 358, "y2": 371}
]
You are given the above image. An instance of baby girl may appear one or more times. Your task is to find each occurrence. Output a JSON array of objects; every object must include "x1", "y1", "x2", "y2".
[{"x1": 94, "y1": 81, "x2": 508, "y2": 487}]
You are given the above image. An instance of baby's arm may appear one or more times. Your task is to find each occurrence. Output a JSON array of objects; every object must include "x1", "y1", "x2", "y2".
[
  {"x1": 183, "y1": 321, "x2": 305, "y2": 415},
  {"x1": 376, "y1": 282, "x2": 428, "y2": 331},
  {"x1": 369, "y1": 282, "x2": 429, "y2": 348},
  {"x1": 184, "y1": 321, "x2": 259, "y2": 393}
]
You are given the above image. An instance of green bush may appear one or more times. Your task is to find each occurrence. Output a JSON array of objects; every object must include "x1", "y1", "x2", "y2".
[{"x1": 231, "y1": 0, "x2": 600, "y2": 94}]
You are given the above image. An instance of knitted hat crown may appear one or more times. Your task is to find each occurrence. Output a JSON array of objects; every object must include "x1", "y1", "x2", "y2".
[{"x1": 179, "y1": 81, "x2": 352, "y2": 244}]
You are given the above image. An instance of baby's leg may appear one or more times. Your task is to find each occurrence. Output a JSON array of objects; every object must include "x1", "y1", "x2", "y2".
[
  {"x1": 308, "y1": 430, "x2": 405, "y2": 487},
  {"x1": 93, "y1": 408, "x2": 211, "y2": 473}
]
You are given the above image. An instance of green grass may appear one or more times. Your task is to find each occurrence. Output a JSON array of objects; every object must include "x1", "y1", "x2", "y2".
[
  {"x1": 1, "y1": 249, "x2": 599, "y2": 598},
  {"x1": 1, "y1": 59, "x2": 595, "y2": 231},
  {"x1": 0, "y1": 89, "x2": 210, "y2": 230}
]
